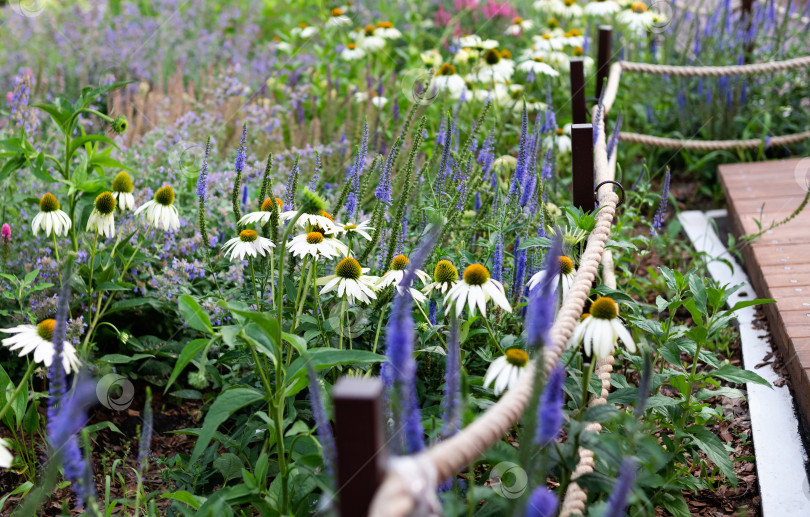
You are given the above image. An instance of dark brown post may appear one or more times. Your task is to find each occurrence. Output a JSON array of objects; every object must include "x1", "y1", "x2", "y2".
[
  {"x1": 333, "y1": 377, "x2": 386, "y2": 517},
  {"x1": 569, "y1": 58, "x2": 586, "y2": 125},
  {"x1": 596, "y1": 25, "x2": 613, "y2": 101},
  {"x1": 742, "y1": 0, "x2": 754, "y2": 62},
  {"x1": 571, "y1": 123, "x2": 594, "y2": 211}
]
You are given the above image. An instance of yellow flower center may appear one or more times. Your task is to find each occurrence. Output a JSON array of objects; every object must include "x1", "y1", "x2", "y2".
[
  {"x1": 568, "y1": 28, "x2": 582, "y2": 36},
  {"x1": 433, "y1": 260, "x2": 458, "y2": 284},
  {"x1": 573, "y1": 46, "x2": 584, "y2": 56},
  {"x1": 307, "y1": 231, "x2": 324, "y2": 244},
  {"x1": 548, "y1": 18, "x2": 559, "y2": 28},
  {"x1": 564, "y1": 0, "x2": 577, "y2": 5},
  {"x1": 438, "y1": 63, "x2": 457, "y2": 76},
  {"x1": 500, "y1": 48, "x2": 512, "y2": 59},
  {"x1": 364, "y1": 24, "x2": 376, "y2": 35},
  {"x1": 631, "y1": 2, "x2": 647, "y2": 13},
  {"x1": 239, "y1": 229, "x2": 258, "y2": 242},
  {"x1": 331, "y1": 8, "x2": 343, "y2": 16},
  {"x1": 299, "y1": 22, "x2": 308, "y2": 29},
  {"x1": 590, "y1": 296, "x2": 619, "y2": 320},
  {"x1": 344, "y1": 224, "x2": 357, "y2": 230},
  {"x1": 513, "y1": 17, "x2": 523, "y2": 24},
  {"x1": 112, "y1": 171, "x2": 134, "y2": 193},
  {"x1": 542, "y1": 33, "x2": 553, "y2": 40},
  {"x1": 558, "y1": 256, "x2": 574, "y2": 275},
  {"x1": 556, "y1": 127, "x2": 564, "y2": 135},
  {"x1": 94, "y1": 191, "x2": 117, "y2": 215},
  {"x1": 336, "y1": 257, "x2": 362, "y2": 280},
  {"x1": 505, "y1": 348, "x2": 529, "y2": 367},
  {"x1": 261, "y1": 197, "x2": 282, "y2": 212},
  {"x1": 321, "y1": 210, "x2": 334, "y2": 222},
  {"x1": 39, "y1": 193, "x2": 60, "y2": 212},
  {"x1": 463, "y1": 264, "x2": 490, "y2": 286},
  {"x1": 532, "y1": 56, "x2": 546, "y2": 63},
  {"x1": 377, "y1": 21, "x2": 393, "y2": 29},
  {"x1": 37, "y1": 319, "x2": 56, "y2": 341},
  {"x1": 484, "y1": 48, "x2": 501, "y2": 65},
  {"x1": 154, "y1": 185, "x2": 175, "y2": 206},
  {"x1": 389, "y1": 254, "x2": 409, "y2": 271},
  {"x1": 347, "y1": 43, "x2": 357, "y2": 50}
]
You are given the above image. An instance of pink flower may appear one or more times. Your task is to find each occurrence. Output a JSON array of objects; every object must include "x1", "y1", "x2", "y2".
[
  {"x1": 482, "y1": 0, "x2": 515, "y2": 19},
  {"x1": 435, "y1": 5, "x2": 452, "y2": 27},
  {"x1": 1, "y1": 223, "x2": 10, "y2": 243}
]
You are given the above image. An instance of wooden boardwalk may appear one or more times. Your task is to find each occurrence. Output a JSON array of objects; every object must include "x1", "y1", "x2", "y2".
[{"x1": 719, "y1": 158, "x2": 810, "y2": 424}]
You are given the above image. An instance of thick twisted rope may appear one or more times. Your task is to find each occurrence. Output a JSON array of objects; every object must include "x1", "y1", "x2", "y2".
[
  {"x1": 619, "y1": 130, "x2": 810, "y2": 150},
  {"x1": 620, "y1": 55, "x2": 810, "y2": 76}
]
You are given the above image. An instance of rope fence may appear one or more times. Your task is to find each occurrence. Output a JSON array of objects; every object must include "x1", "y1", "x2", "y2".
[{"x1": 333, "y1": 29, "x2": 810, "y2": 517}]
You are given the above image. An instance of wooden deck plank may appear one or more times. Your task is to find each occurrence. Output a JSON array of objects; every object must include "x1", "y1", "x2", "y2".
[{"x1": 719, "y1": 157, "x2": 810, "y2": 427}]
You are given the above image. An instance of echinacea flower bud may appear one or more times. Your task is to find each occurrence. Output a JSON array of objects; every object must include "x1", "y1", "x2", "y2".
[
  {"x1": 112, "y1": 114, "x2": 128, "y2": 135},
  {"x1": 433, "y1": 260, "x2": 458, "y2": 284},
  {"x1": 300, "y1": 189, "x2": 326, "y2": 215}
]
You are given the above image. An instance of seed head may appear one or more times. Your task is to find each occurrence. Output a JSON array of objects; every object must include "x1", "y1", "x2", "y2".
[
  {"x1": 39, "y1": 193, "x2": 60, "y2": 212},
  {"x1": 94, "y1": 192, "x2": 117, "y2": 215}
]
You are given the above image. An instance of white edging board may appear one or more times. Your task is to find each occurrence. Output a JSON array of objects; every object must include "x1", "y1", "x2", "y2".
[{"x1": 679, "y1": 210, "x2": 810, "y2": 515}]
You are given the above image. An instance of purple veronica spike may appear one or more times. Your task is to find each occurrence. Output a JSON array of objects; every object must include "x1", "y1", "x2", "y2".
[
  {"x1": 525, "y1": 486, "x2": 558, "y2": 517},
  {"x1": 527, "y1": 236, "x2": 561, "y2": 348},
  {"x1": 235, "y1": 123, "x2": 247, "y2": 174},
  {"x1": 606, "y1": 115, "x2": 623, "y2": 160},
  {"x1": 535, "y1": 366, "x2": 565, "y2": 446},
  {"x1": 492, "y1": 234, "x2": 504, "y2": 283},
  {"x1": 308, "y1": 151, "x2": 322, "y2": 192},
  {"x1": 138, "y1": 392, "x2": 154, "y2": 472},
  {"x1": 196, "y1": 138, "x2": 211, "y2": 199},
  {"x1": 511, "y1": 236, "x2": 526, "y2": 299},
  {"x1": 307, "y1": 367, "x2": 337, "y2": 480},
  {"x1": 651, "y1": 169, "x2": 671, "y2": 236},
  {"x1": 605, "y1": 459, "x2": 637, "y2": 517}
]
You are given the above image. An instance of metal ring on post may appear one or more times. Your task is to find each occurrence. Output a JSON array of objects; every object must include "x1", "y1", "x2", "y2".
[{"x1": 595, "y1": 180, "x2": 625, "y2": 207}]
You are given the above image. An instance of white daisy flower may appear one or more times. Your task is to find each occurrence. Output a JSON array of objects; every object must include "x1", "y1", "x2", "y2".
[
  {"x1": 484, "y1": 348, "x2": 529, "y2": 395},
  {"x1": 134, "y1": 185, "x2": 180, "y2": 232},
  {"x1": 563, "y1": 28, "x2": 586, "y2": 48},
  {"x1": 533, "y1": 32, "x2": 566, "y2": 52},
  {"x1": 374, "y1": 21, "x2": 402, "y2": 39},
  {"x1": 422, "y1": 260, "x2": 459, "y2": 296},
  {"x1": 457, "y1": 34, "x2": 483, "y2": 48},
  {"x1": 518, "y1": 57, "x2": 561, "y2": 77},
  {"x1": 528, "y1": 255, "x2": 577, "y2": 302},
  {"x1": 557, "y1": 0, "x2": 584, "y2": 18},
  {"x1": 327, "y1": 8, "x2": 352, "y2": 27},
  {"x1": 444, "y1": 264, "x2": 512, "y2": 317},
  {"x1": 317, "y1": 257, "x2": 379, "y2": 305},
  {"x1": 1, "y1": 319, "x2": 81, "y2": 373},
  {"x1": 222, "y1": 229, "x2": 276, "y2": 261},
  {"x1": 584, "y1": 0, "x2": 621, "y2": 17},
  {"x1": 480, "y1": 39, "x2": 500, "y2": 50},
  {"x1": 617, "y1": 2, "x2": 656, "y2": 34},
  {"x1": 534, "y1": 0, "x2": 565, "y2": 14},
  {"x1": 0, "y1": 438, "x2": 12, "y2": 468},
  {"x1": 292, "y1": 23, "x2": 319, "y2": 39},
  {"x1": 453, "y1": 47, "x2": 479, "y2": 64},
  {"x1": 568, "y1": 297, "x2": 637, "y2": 359},
  {"x1": 341, "y1": 43, "x2": 365, "y2": 61},
  {"x1": 545, "y1": 124, "x2": 572, "y2": 153},
  {"x1": 111, "y1": 171, "x2": 136, "y2": 211},
  {"x1": 420, "y1": 49, "x2": 442, "y2": 67},
  {"x1": 86, "y1": 191, "x2": 117, "y2": 238},
  {"x1": 377, "y1": 255, "x2": 431, "y2": 302},
  {"x1": 433, "y1": 63, "x2": 468, "y2": 97},
  {"x1": 505, "y1": 17, "x2": 534, "y2": 36},
  {"x1": 274, "y1": 39, "x2": 292, "y2": 53},
  {"x1": 286, "y1": 231, "x2": 348, "y2": 259},
  {"x1": 371, "y1": 95, "x2": 388, "y2": 109},
  {"x1": 359, "y1": 25, "x2": 387, "y2": 52},
  {"x1": 336, "y1": 220, "x2": 374, "y2": 241},
  {"x1": 31, "y1": 193, "x2": 71, "y2": 237},
  {"x1": 473, "y1": 49, "x2": 515, "y2": 83},
  {"x1": 279, "y1": 209, "x2": 338, "y2": 234},
  {"x1": 240, "y1": 197, "x2": 284, "y2": 226}
]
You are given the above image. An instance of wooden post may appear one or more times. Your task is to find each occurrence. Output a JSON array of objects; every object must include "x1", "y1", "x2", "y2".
[
  {"x1": 742, "y1": 0, "x2": 754, "y2": 62},
  {"x1": 571, "y1": 123, "x2": 594, "y2": 211},
  {"x1": 596, "y1": 25, "x2": 613, "y2": 101},
  {"x1": 333, "y1": 377, "x2": 386, "y2": 517},
  {"x1": 569, "y1": 58, "x2": 586, "y2": 125}
]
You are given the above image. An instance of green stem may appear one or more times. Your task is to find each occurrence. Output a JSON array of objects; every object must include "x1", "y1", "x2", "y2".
[
  {"x1": 0, "y1": 360, "x2": 35, "y2": 425},
  {"x1": 579, "y1": 359, "x2": 596, "y2": 417},
  {"x1": 482, "y1": 316, "x2": 504, "y2": 354},
  {"x1": 291, "y1": 256, "x2": 311, "y2": 332},
  {"x1": 52, "y1": 232, "x2": 61, "y2": 284},
  {"x1": 87, "y1": 230, "x2": 99, "y2": 291},
  {"x1": 120, "y1": 221, "x2": 154, "y2": 280},
  {"x1": 248, "y1": 257, "x2": 261, "y2": 310}
]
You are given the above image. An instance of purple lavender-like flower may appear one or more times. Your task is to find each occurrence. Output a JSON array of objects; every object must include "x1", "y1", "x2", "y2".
[
  {"x1": 492, "y1": 233, "x2": 504, "y2": 283},
  {"x1": 428, "y1": 299, "x2": 437, "y2": 325},
  {"x1": 527, "y1": 236, "x2": 561, "y2": 348},
  {"x1": 524, "y1": 486, "x2": 558, "y2": 517},
  {"x1": 605, "y1": 459, "x2": 637, "y2": 517},
  {"x1": 651, "y1": 169, "x2": 671, "y2": 235},
  {"x1": 392, "y1": 97, "x2": 400, "y2": 122},
  {"x1": 511, "y1": 236, "x2": 526, "y2": 299},
  {"x1": 478, "y1": 129, "x2": 496, "y2": 176},
  {"x1": 307, "y1": 367, "x2": 337, "y2": 480},
  {"x1": 308, "y1": 151, "x2": 322, "y2": 192},
  {"x1": 235, "y1": 123, "x2": 247, "y2": 174},
  {"x1": 196, "y1": 138, "x2": 211, "y2": 199},
  {"x1": 509, "y1": 104, "x2": 530, "y2": 201},
  {"x1": 284, "y1": 155, "x2": 300, "y2": 210},
  {"x1": 441, "y1": 313, "x2": 462, "y2": 438},
  {"x1": 593, "y1": 91, "x2": 605, "y2": 144},
  {"x1": 437, "y1": 116, "x2": 448, "y2": 147},
  {"x1": 606, "y1": 114, "x2": 623, "y2": 160},
  {"x1": 535, "y1": 366, "x2": 565, "y2": 446},
  {"x1": 540, "y1": 148, "x2": 553, "y2": 181},
  {"x1": 474, "y1": 192, "x2": 482, "y2": 212}
]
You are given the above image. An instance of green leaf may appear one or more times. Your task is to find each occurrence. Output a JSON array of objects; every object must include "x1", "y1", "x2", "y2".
[
  {"x1": 189, "y1": 388, "x2": 264, "y2": 465},
  {"x1": 687, "y1": 425, "x2": 737, "y2": 485},
  {"x1": 214, "y1": 453, "x2": 244, "y2": 482},
  {"x1": 68, "y1": 134, "x2": 119, "y2": 157},
  {"x1": 729, "y1": 298, "x2": 774, "y2": 312},
  {"x1": 178, "y1": 295, "x2": 214, "y2": 334},
  {"x1": 161, "y1": 491, "x2": 206, "y2": 510},
  {"x1": 657, "y1": 491, "x2": 692, "y2": 517},
  {"x1": 284, "y1": 349, "x2": 386, "y2": 397},
  {"x1": 688, "y1": 274, "x2": 708, "y2": 313},
  {"x1": 164, "y1": 338, "x2": 210, "y2": 394},
  {"x1": 96, "y1": 281, "x2": 134, "y2": 292},
  {"x1": 712, "y1": 364, "x2": 771, "y2": 387},
  {"x1": 84, "y1": 421, "x2": 123, "y2": 435}
]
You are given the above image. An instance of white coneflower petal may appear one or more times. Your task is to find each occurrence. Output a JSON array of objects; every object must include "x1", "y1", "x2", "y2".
[
  {"x1": 0, "y1": 320, "x2": 81, "y2": 373},
  {"x1": 32, "y1": 193, "x2": 72, "y2": 237},
  {"x1": 286, "y1": 231, "x2": 348, "y2": 259},
  {"x1": 0, "y1": 438, "x2": 13, "y2": 468},
  {"x1": 484, "y1": 349, "x2": 529, "y2": 395},
  {"x1": 569, "y1": 297, "x2": 635, "y2": 359},
  {"x1": 223, "y1": 229, "x2": 275, "y2": 262},
  {"x1": 336, "y1": 221, "x2": 374, "y2": 240},
  {"x1": 86, "y1": 191, "x2": 117, "y2": 238},
  {"x1": 317, "y1": 257, "x2": 379, "y2": 305},
  {"x1": 444, "y1": 264, "x2": 512, "y2": 317}
]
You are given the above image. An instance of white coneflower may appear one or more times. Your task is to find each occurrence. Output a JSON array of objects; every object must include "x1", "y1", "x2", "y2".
[
  {"x1": 584, "y1": 0, "x2": 621, "y2": 17},
  {"x1": 32, "y1": 193, "x2": 71, "y2": 237},
  {"x1": 563, "y1": 28, "x2": 586, "y2": 48},
  {"x1": 434, "y1": 63, "x2": 468, "y2": 97},
  {"x1": 340, "y1": 43, "x2": 366, "y2": 61},
  {"x1": 359, "y1": 25, "x2": 387, "y2": 52},
  {"x1": 473, "y1": 49, "x2": 515, "y2": 83},
  {"x1": 528, "y1": 255, "x2": 577, "y2": 300},
  {"x1": 377, "y1": 254, "x2": 431, "y2": 302},
  {"x1": 0, "y1": 438, "x2": 12, "y2": 468},
  {"x1": 280, "y1": 209, "x2": 338, "y2": 234},
  {"x1": 557, "y1": 0, "x2": 584, "y2": 18},
  {"x1": 532, "y1": 31, "x2": 566, "y2": 52},
  {"x1": 518, "y1": 57, "x2": 560, "y2": 77},
  {"x1": 370, "y1": 95, "x2": 388, "y2": 109},
  {"x1": 570, "y1": 46, "x2": 595, "y2": 70},
  {"x1": 134, "y1": 185, "x2": 180, "y2": 231},
  {"x1": 239, "y1": 197, "x2": 284, "y2": 226},
  {"x1": 444, "y1": 264, "x2": 512, "y2": 317},
  {"x1": 336, "y1": 220, "x2": 374, "y2": 241},
  {"x1": 420, "y1": 49, "x2": 442, "y2": 67},
  {"x1": 286, "y1": 231, "x2": 348, "y2": 259},
  {"x1": 484, "y1": 348, "x2": 529, "y2": 395},
  {"x1": 292, "y1": 22, "x2": 318, "y2": 39},
  {"x1": 223, "y1": 229, "x2": 276, "y2": 261},
  {"x1": 273, "y1": 38, "x2": 292, "y2": 53},
  {"x1": 505, "y1": 17, "x2": 534, "y2": 36},
  {"x1": 568, "y1": 297, "x2": 637, "y2": 359},
  {"x1": 545, "y1": 125, "x2": 572, "y2": 153},
  {"x1": 617, "y1": 2, "x2": 656, "y2": 34},
  {"x1": 1, "y1": 319, "x2": 81, "y2": 373},
  {"x1": 327, "y1": 7, "x2": 351, "y2": 27},
  {"x1": 422, "y1": 260, "x2": 459, "y2": 296},
  {"x1": 533, "y1": 0, "x2": 564, "y2": 14},
  {"x1": 374, "y1": 21, "x2": 402, "y2": 39},
  {"x1": 453, "y1": 47, "x2": 478, "y2": 64},
  {"x1": 86, "y1": 191, "x2": 117, "y2": 238},
  {"x1": 317, "y1": 257, "x2": 379, "y2": 305},
  {"x1": 111, "y1": 171, "x2": 136, "y2": 211},
  {"x1": 457, "y1": 34, "x2": 484, "y2": 48}
]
